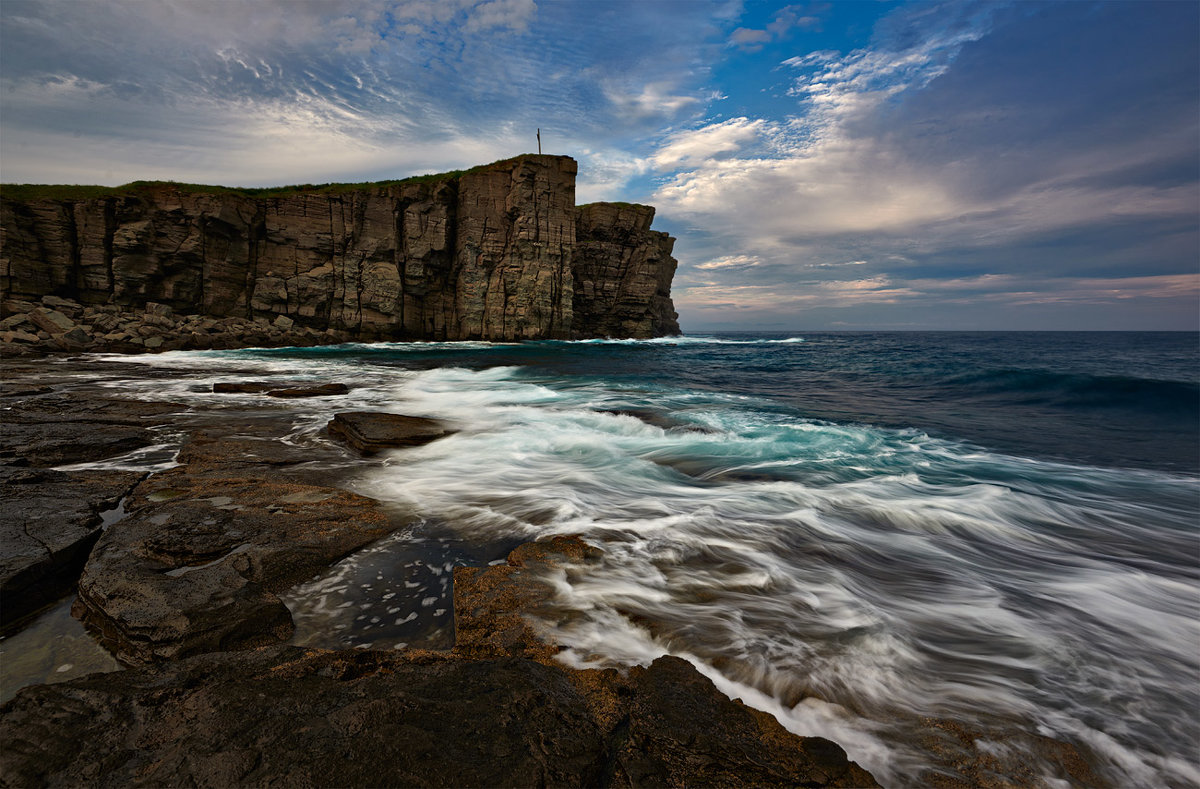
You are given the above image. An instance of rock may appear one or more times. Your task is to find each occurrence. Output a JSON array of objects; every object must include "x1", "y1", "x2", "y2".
[
  {"x1": 212, "y1": 381, "x2": 349, "y2": 397},
  {"x1": 73, "y1": 463, "x2": 393, "y2": 663},
  {"x1": 0, "y1": 314, "x2": 30, "y2": 331},
  {"x1": 142, "y1": 336, "x2": 163, "y2": 349},
  {"x1": 0, "y1": 467, "x2": 143, "y2": 630},
  {"x1": 1, "y1": 156, "x2": 680, "y2": 346},
  {"x1": 4, "y1": 545, "x2": 880, "y2": 789},
  {"x1": 453, "y1": 535, "x2": 602, "y2": 663},
  {"x1": 573, "y1": 202, "x2": 681, "y2": 338},
  {"x1": 616, "y1": 655, "x2": 878, "y2": 788},
  {"x1": 212, "y1": 381, "x2": 277, "y2": 394},
  {"x1": 0, "y1": 646, "x2": 878, "y2": 788},
  {"x1": 327, "y1": 411, "x2": 449, "y2": 453},
  {"x1": 0, "y1": 330, "x2": 39, "y2": 344},
  {"x1": 266, "y1": 383, "x2": 349, "y2": 398},
  {"x1": 61, "y1": 326, "x2": 91, "y2": 345},
  {"x1": 0, "y1": 649, "x2": 616, "y2": 788},
  {"x1": 1, "y1": 299, "x2": 36, "y2": 318},
  {"x1": 26, "y1": 308, "x2": 74, "y2": 335},
  {"x1": 40, "y1": 295, "x2": 79, "y2": 313},
  {"x1": 0, "y1": 422, "x2": 155, "y2": 466},
  {"x1": 0, "y1": 394, "x2": 180, "y2": 466}
]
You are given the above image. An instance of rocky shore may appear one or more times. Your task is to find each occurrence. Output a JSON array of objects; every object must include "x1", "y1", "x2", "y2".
[
  {"x1": 1, "y1": 294, "x2": 354, "y2": 357},
  {"x1": 0, "y1": 355, "x2": 879, "y2": 788}
]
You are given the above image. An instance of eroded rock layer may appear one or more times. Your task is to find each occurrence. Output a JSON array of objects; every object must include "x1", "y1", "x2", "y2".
[{"x1": 0, "y1": 155, "x2": 681, "y2": 344}]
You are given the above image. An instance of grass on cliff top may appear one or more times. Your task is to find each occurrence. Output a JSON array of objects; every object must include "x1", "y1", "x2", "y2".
[{"x1": 0, "y1": 154, "x2": 557, "y2": 201}]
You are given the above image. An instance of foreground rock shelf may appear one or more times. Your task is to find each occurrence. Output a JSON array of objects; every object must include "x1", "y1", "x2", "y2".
[
  {"x1": 2, "y1": 535, "x2": 879, "y2": 788},
  {"x1": 0, "y1": 648, "x2": 876, "y2": 788}
]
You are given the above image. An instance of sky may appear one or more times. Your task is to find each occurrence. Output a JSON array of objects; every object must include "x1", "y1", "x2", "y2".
[{"x1": 1, "y1": 0, "x2": 1197, "y2": 331}]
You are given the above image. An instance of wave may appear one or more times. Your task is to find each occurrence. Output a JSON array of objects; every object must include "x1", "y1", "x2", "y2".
[
  {"x1": 942, "y1": 367, "x2": 1199, "y2": 413},
  {"x1": 565, "y1": 335, "x2": 805, "y2": 346}
]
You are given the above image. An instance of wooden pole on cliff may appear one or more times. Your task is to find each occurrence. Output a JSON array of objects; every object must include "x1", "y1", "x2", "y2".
[{"x1": 537, "y1": 128, "x2": 541, "y2": 155}]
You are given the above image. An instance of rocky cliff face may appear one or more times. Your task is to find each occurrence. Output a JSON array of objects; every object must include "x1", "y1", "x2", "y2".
[
  {"x1": 0, "y1": 155, "x2": 680, "y2": 345},
  {"x1": 573, "y1": 202, "x2": 680, "y2": 338}
]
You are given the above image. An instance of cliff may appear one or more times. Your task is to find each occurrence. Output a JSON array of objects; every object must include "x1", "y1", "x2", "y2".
[{"x1": 0, "y1": 155, "x2": 679, "y2": 349}]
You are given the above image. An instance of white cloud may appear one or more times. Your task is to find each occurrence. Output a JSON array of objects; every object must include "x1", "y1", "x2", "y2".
[
  {"x1": 463, "y1": 0, "x2": 537, "y2": 33},
  {"x1": 574, "y1": 148, "x2": 651, "y2": 203},
  {"x1": 696, "y1": 254, "x2": 761, "y2": 270},
  {"x1": 604, "y1": 81, "x2": 701, "y2": 121},
  {"x1": 652, "y1": 117, "x2": 770, "y2": 170}
]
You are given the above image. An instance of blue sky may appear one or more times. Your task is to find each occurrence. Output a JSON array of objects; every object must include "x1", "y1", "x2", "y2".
[{"x1": 2, "y1": 0, "x2": 1196, "y2": 330}]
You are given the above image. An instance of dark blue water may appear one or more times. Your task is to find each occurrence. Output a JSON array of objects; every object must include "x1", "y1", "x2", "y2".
[
  {"x1": 268, "y1": 331, "x2": 1200, "y2": 473},
  {"x1": 82, "y1": 331, "x2": 1199, "y2": 786}
]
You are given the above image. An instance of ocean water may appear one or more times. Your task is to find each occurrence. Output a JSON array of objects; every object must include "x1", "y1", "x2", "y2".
[{"x1": 54, "y1": 332, "x2": 1200, "y2": 784}]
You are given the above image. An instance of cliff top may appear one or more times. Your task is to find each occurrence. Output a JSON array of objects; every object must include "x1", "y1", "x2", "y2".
[{"x1": 0, "y1": 153, "x2": 575, "y2": 202}]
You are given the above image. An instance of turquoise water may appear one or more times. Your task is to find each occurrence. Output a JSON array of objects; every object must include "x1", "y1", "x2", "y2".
[{"x1": 96, "y1": 332, "x2": 1198, "y2": 786}]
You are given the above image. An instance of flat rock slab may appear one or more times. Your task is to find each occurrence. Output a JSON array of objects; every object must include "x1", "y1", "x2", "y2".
[
  {"x1": 2, "y1": 393, "x2": 182, "y2": 426},
  {"x1": 74, "y1": 468, "x2": 392, "y2": 664},
  {"x1": 0, "y1": 394, "x2": 183, "y2": 467},
  {"x1": 0, "y1": 467, "x2": 143, "y2": 630},
  {"x1": 213, "y1": 382, "x2": 349, "y2": 397},
  {"x1": 0, "y1": 646, "x2": 877, "y2": 789},
  {"x1": 327, "y1": 411, "x2": 449, "y2": 453},
  {"x1": 0, "y1": 422, "x2": 155, "y2": 467}
]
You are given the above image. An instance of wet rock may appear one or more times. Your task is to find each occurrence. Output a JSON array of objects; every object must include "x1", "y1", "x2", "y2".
[
  {"x1": 327, "y1": 411, "x2": 449, "y2": 453},
  {"x1": 267, "y1": 382, "x2": 349, "y2": 398},
  {"x1": 0, "y1": 648, "x2": 612, "y2": 788},
  {"x1": 0, "y1": 467, "x2": 143, "y2": 631},
  {"x1": 917, "y1": 716, "x2": 1108, "y2": 788},
  {"x1": 451, "y1": 535, "x2": 880, "y2": 787},
  {"x1": 212, "y1": 381, "x2": 349, "y2": 397},
  {"x1": 0, "y1": 644, "x2": 877, "y2": 789},
  {"x1": 0, "y1": 422, "x2": 155, "y2": 467},
  {"x1": 73, "y1": 467, "x2": 393, "y2": 664},
  {"x1": 212, "y1": 381, "x2": 278, "y2": 394},
  {"x1": 0, "y1": 394, "x2": 181, "y2": 466},
  {"x1": 453, "y1": 535, "x2": 602, "y2": 663},
  {"x1": 616, "y1": 655, "x2": 878, "y2": 788}
]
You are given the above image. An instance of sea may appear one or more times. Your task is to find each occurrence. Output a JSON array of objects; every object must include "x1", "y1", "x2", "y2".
[{"x1": 8, "y1": 331, "x2": 1200, "y2": 786}]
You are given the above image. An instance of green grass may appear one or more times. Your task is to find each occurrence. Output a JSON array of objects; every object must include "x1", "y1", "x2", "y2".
[
  {"x1": 0, "y1": 154, "x2": 558, "y2": 202},
  {"x1": 578, "y1": 201, "x2": 650, "y2": 209}
]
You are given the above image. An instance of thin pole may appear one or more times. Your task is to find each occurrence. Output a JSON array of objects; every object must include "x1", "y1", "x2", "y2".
[{"x1": 537, "y1": 128, "x2": 541, "y2": 155}]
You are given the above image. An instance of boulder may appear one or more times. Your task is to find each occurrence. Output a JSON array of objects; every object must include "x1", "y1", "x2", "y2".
[
  {"x1": 26, "y1": 308, "x2": 74, "y2": 335},
  {"x1": 212, "y1": 381, "x2": 349, "y2": 397},
  {"x1": 73, "y1": 465, "x2": 393, "y2": 664},
  {"x1": 0, "y1": 467, "x2": 143, "y2": 630},
  {"x1": 327, "y1": 411, "x2": 449, "y2": 453}
]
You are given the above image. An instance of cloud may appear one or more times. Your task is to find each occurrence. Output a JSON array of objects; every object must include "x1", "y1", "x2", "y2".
[
  {"x1": 651, "y1": 117, "x2": 769, "y2": 169},
  {"x1": 730, "y1": 28, "x2": 771, "y2": 47},
  {"x1": 696, "y1": 254, "x2": 761, "y2": 270},
  {"x1": 729, "y1": 3, "x2": 829, "y2": 50},
  {"x1": 603, "y1": 81, "x2": 702, "y2": 122},
  {"x1": 0, "y1": 0, "x2": 725, "y2": 190},
  {"x1": 656, "y1": 0, "x2": 1198, "y2": 329},
  {"x1": 463, "y1": 0, "x2": 537, "y2": 33}
]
